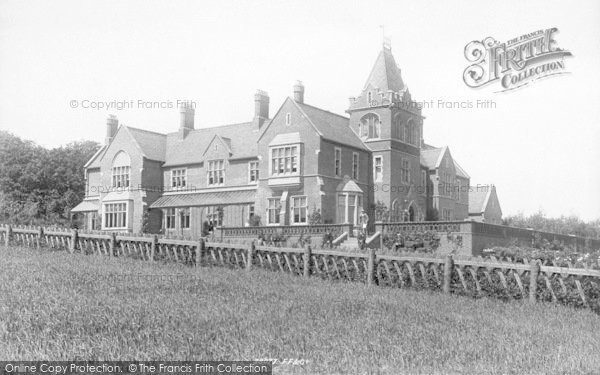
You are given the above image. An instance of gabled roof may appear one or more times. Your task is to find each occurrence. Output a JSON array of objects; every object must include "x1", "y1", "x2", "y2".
[
  {"x1": 420, "y1": 147, "x2": 443, "y2": 169},
  {"x1": 125, "y1": 126, "x2": 167, "y2": 162},
  {"x1": 202, "y1": 134, "x2": 233, "y2": 156},
  {"x1": 454, "y1": 160, "x2": 470, "y2": 179},
  {"x1": 295, "y1": 101, "x2": 368, "y2": 151},
  {"x1": 363, "y1": 46, "x2": 405, "y2": 92},
  {"x1": 164, "y1": 122, "x2": 257, "y2": 166},
  {"x1": 469, "y1": 187, "x2": 494, "y2": 214},
  {"x1": 84, "y1": 144, "x2": 107, "y2": 169}
]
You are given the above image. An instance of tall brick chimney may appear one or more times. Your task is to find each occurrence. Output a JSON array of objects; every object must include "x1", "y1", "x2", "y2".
[
  {"x1": 106, "y1": 115, "x2": 118, "y2": 145},
  {"x1": 293, "y1": 81, "x2": 304, "y2": 103},
  {"x1": 254, "y1": 90, "x2": 269, "y2": 129},
  {"x1": 179, "y1": 102, "x2": 195, "y2": 139}
]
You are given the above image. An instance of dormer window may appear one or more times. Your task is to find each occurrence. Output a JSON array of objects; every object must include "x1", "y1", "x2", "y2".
[
  {"x1": 285, "y1": 113, "x2": 291, "y2": 126},
  {"x1": 359, "y1": 113, "x2": 380, "y2": 139}
]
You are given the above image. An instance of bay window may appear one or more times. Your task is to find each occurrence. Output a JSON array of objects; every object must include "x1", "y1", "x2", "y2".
[
  {"x1": 104, "y1": 202, "x2": 127, "y2": 228},
  {"x1": 270, "y1": 145, "x2": 299, "y2": 176}
]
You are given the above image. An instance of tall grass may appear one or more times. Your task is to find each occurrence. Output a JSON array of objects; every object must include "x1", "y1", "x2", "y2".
[{"x1": 1, "y1": 245, "x2": 600, "y2": 374}]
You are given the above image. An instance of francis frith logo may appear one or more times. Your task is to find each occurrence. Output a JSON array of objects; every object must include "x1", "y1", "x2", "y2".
[{"x1": 463, "y1": 27, "x2": 572, "y2": 92}]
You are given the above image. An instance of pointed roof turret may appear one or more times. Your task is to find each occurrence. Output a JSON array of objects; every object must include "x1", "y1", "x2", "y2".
[{"x1": 363, "y1": 46, "x2": 405, "y2": 92}]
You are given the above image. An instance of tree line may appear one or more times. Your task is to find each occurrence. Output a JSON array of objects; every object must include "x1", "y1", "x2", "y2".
[{"x1": 0, "y1": 131, "x2": 100, "y2": 226}]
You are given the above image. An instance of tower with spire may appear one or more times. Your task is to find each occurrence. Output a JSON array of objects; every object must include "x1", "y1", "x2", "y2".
[{"x1": 347, "y1": 43, "x2": 427, "y2": 221}]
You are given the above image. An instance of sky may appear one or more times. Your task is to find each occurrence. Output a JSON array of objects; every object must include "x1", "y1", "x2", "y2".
[{"x1": 0, "y1": 0, "x2": 598, "y2": 220}]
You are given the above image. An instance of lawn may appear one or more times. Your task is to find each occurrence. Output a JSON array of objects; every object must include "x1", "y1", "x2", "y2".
[{"x1": 1, "y1": 245, "x2": 600, "y2": 375}]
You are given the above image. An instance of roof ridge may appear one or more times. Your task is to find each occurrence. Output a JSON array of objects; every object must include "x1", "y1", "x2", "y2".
[
  {"x1": 125, "y1": 126, "x2": 167, "y2": 137},
  {"x1": 299, "y1": 102, "x2": 350, "y2": 120}
]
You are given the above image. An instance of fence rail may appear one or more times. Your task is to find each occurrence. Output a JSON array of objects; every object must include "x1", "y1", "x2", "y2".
[{"x1": 1, "y1": 224, "x2": 599, "y2": 311}]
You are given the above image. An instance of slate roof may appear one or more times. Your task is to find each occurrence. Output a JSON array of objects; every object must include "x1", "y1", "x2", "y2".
[
  {"x1": 150, "y1": 190, "x2": 256, "y2": 208},
  {"x1": 84, "y1": 145, "x2": 107, "y2": 169},
  {"x1": 363, "y1": 47, "x2": 405, "y2": 92},
  {"x1": 126, "y1": 127, "x2": 167, "y2": 162},
  {"x1": 420, "y1": 147, "x2": 442, "y2": 169},
  {"x1": 164, "y1": 122, "x2": 258, "y2": 166},
  {"x1": 469, "y1": 189, "x2": 490, "y2": 214},
  {"x1": 295, "y1": 102, "x2": 368, "y2": 151},
  {"x1": 454, "y1": 160, "x2": 470, "y2": 179}
]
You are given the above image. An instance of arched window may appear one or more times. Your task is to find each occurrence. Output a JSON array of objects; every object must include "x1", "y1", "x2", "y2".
[
  {"x1": 359, "y1": 113, "x2": 380, "y2": 139},
  {"x1": 407, "y1": 118, "x2": 415, "y2": 145},
  {"x1": 367, "y1": 92, "x2": 372, "y2": 103},
  {"x1": 111, "y1": 151, "x2": 131, "y2": 188},
  {"x1": 392, "y1": 115, "x2": 402, "y2": 140}
]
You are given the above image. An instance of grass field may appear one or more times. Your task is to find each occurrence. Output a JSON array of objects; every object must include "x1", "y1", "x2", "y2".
[{"x1": 1, "y1": 246, "x2": 600, "y2": 374}]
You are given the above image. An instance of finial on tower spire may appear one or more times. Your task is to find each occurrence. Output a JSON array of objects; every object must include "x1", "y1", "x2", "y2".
[{"x1": 379, "y1": 25, "x2": 391, "y2": 50}]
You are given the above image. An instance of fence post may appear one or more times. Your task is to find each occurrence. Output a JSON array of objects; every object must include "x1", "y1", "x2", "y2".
[
  {"x1": 5, "y1": 225, "x2": 11, "y2": 247},
  {"x1": 70, "y1": 229, "x2": 78, "y2": 253},
  {"x1": 247, "y1": 240, "x2": 256, "y2": 271},
  {"x1": 367, "y1": 248, "x2": 376, "y2": 286},
  {"x1": 150, "y1": 235, "x2": 157, "y2": 262},
  {"x1": 196, "y1": 237, "x2": 205, "y2": 267},
  {"x1": 443, "y1": 255, "x2": 454, "y2": 293},
  {"x1": 529, "y1": 260, "x2": 540, "y2": 303},
  {"x1": 37, "y1": 226, "x2": 44, "y2": 249},
  {"x1": 109, "y1": 232, "x2": 117, "y2": 257},
  {"x1": 303, "y1": 244, "x2": 312, "y2": 278}
]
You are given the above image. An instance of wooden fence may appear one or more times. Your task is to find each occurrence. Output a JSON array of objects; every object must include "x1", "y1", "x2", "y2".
[{"x1": 1, "y1": 224, "x2": 599, "y2": 311}]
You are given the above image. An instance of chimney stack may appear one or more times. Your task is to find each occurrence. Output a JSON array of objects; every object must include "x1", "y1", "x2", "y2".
[
  {"x1": 106, "y1": 115, "x2": 118, "y2": 145},
  {"x1": 179, "y1": 102, "x2": 195, "y2": 139},
  {"x1": 254, "y1": 90, "x2": 269, "y2": 119},
  {"x1": 293, "y1": 81, "x2": 304, "y2": 103}
]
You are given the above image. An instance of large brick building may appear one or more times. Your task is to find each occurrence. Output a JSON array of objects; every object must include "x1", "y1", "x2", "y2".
[{"x1": 72, "y1": 45, "x2": 483, "y2": 236}]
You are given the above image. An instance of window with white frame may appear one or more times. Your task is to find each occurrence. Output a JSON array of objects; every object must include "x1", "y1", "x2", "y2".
[
  {"x1": 374, "y1": 156, "x2": 383, "y2": 182},
  {"x1": 104, "y1": 202, "x2": 127, "y2": 228},
  {"x1": 165, "y1": 208, "x2": 176, "y2": 229},
  {"x1": 248, "y1": 161, "x2": 259, "y2": 183},
  {"x1": 285, "y1": 113, "x2": 291, "y2": 126},
  {"x1": 401, "y1": 159, "x2": 410, "y2": 184},
  {"x1": 270, "y1": 145, "x2": 299, "y2": 176},
  {"x1": 207, "y1": 160, "x2": 224, "y2": 186},
  {"x1": 171, "y1": 168, "x2": 186, "y2": 189},
  {"x1": 442, "y1": 208, "x2": 452, "y2": 221},
  {"x1": 334, "y1": 147, "x2": 342, "y2": 176},
  {"x1": 112, "y1": 166, "x2": 130, "y2": 188},
  {"x1": 352, "y1": 152, "x2": 359, "y2": 180},
  {"x1": 267, "y1": 198, "x2": 281, "y2": 224},
  {"x1": 291, "y1": 196, "x2": 307, "y2": 224},
  {"x1": 180, "y1": 208, "x2": 190, "y2": 229},
  {"x1": 206, "y1": 206, "x2": 222, "y2": 227},
  {"x1": 111, "y1": 151, "x2": 131, "y2": 188},
  {"x1": 248, "y1": 204, "x2": 255, "y2": 220}
]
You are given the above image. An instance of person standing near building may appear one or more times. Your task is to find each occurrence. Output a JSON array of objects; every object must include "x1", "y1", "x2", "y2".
[{"x1": 359, "y1": 210, "x2": 369, "y2": 236}]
